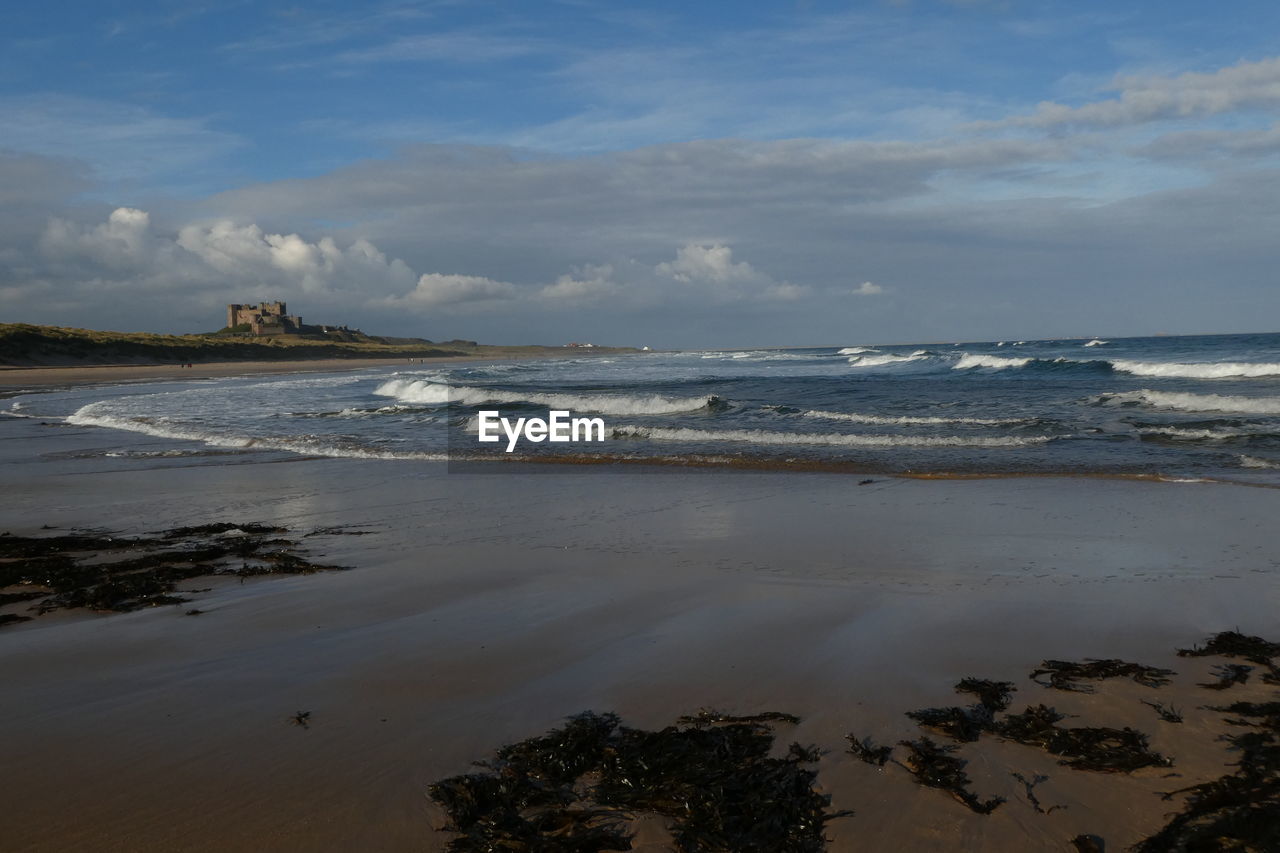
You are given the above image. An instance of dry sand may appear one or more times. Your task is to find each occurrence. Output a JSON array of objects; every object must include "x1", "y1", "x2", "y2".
[{"x1": 1, "y1": 402, "x2": 1278, "y2": 851}]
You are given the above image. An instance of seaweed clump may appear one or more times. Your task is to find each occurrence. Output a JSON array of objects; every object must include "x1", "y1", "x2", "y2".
[
  {"x1": 903, "y1": 679, "x2": 1171, "y2": 777},
  {"x1": 845, "y1": 734, "x2": 893, "y2": 767},
  {"x1": 896, "y1": 737, "x2": 1004, "y2": 815},
  {"x1": 905, "y1": 678, "x2": 1016, "y2": 743},
  {"x1": 429, "y1": 710, "x2": 849, "y2": 853},
  {"x1": 1198, "y1": 664, "x2": 1254, "y2": 691},
  {"x1": 1177, "y1": 631, "x2": 1280, "y2": 665},
  {"x1": 1029, "y1": 659, "x2": 1174, "y2": 692},
  {"x1": 1133, "y1": 699, "x2": 1280, "y2": 852},
  {"x1": 0, "y1": 524, "x2": 346, "y2": 624},
  {"x1": 1179, "y1": 630, "x2": 1280, "y2": 687},
  {"x1": 993, "y1": 706, "x2": 1170, "y2": 773},
  {"x1": 1140, "y1": 700, "x2": 1183, "y2": 723}
]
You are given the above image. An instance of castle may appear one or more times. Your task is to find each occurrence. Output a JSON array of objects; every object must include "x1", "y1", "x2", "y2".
[{"x1": 226, "y1": 301, "x2": 304, "y2": 336}]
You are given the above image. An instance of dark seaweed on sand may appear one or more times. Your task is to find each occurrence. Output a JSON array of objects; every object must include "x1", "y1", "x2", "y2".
[
  {"x1": 896, "y1": 737, "x2": 1004, "y2": 815},
  {"x1": 1010, "y1": 771, "x2": 1063, "y2": 815},
  {"x1": 904, "y1": 678, "x2": 1172, "y2": 776},
  {"x1": 981, "y1": 703, "x2": 1171, "y2": 773},
  {"x1": 955, "y1": 678, "x2": 1016, "y2": 712},
  {"x1": 904, "y1": 678, "x2": 1015, "y2": 743},
  {"x1": 845, "y1": 734, "x2": 893, "y2": 766},
  {"x1": 1177, "y1": 631, "x2": 1280, "y2": 666},
  {"x1": 429, "y1": 710, "x2": 849, "y2": 853},
  {"x1": 0, "y1": 524, "x2": 346, "y2": 623},
  {"x1": 1140, "y1": 700, "x2": 1183, "y2": 724},
  {"x1": 1133, "y1": 698, "x2": 1280, "y2": 852},
  {"x1": 1029, "y1": 659, "x2": 1174, "y2": 692},
  {"x1": 1198, "y1": 664, "x2": 1254, "y2": 691}
]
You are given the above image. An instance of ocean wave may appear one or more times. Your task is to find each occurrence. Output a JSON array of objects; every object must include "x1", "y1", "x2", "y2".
[
  {"x1": 847, "y1": 353, "x2": 929, "y2": 367},
  {"x1": 953, "y1": 354, "x2": 1032, "y2": 370},
  {"x1": 1137, "y1": 426, "x2": 1263, "y2": 442},
  {"x1": 1084, "y1": 338, "x2": 1109, "y2": 347},
  {"x1": 66, "y1": 406, "x2": 447, "y2": 460},
  {"x1": 373, "y1": 379, "x2": 719, "y2": 416},
  {"x1": 1111, "y1": 359, "x2": 1280, "y2": 379},
  {"x1": 1090, "y1": 390, "x2": 1280, "y2": 414},
  {"x1": 801, "y1": 409, "x2": 1032, "y2": 426},
  {"x1": 610, "y1": 425, "x2": 1050, "y2": 448},
  {"x1": 288, "y1": 404, "x2": 427, "y2": 419},
  {"x1": 1240, "y1": 454, "x2": 1280, "y2": 469},
  {"x1": 837, "y1": 346, "x2": 879, "y2": 355}
]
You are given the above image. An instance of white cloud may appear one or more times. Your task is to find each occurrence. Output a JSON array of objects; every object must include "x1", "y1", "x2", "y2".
[
  {"x1": 40, "y1": 207, "x2": 155, "y2": 270},
  {"x1": 850, "y1": 281, "x2": 884, "y2": 296},
  {"x1": 655, "y1": 243, "x2": 757, "y2": 283},
  {"x1": 175, "y1": 220, "x2": 418, "y2": 294},
  {"x1": 384, "y1": 273, "x2": 518, "y2": 309},
  {"x1": 539, "y1": 264, "x2": 620, "y2": 302},
  {"x1": 652, "y1": 243, "x2": 811, "y2": 303},
  {"x1": 991, "y1": 56, "x2": 1280, "y2": 130},
  {"x1": 762, "y1": 282, "x2": 810, "y2": 301},
  {"x1": 29, "y1": 207, "x2": 425, "y2": 321}
]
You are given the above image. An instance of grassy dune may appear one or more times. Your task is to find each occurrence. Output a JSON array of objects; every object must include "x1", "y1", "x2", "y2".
[{"x1": 0, "y1": 324, "x2": 635, "y2": 367}]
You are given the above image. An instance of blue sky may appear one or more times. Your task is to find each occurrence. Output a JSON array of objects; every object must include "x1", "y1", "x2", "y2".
[{"x1": 4, "y1": 1, "x2": 1280, "y2": 346}]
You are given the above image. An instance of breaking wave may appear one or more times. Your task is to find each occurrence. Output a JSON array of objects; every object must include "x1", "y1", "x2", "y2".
[
  {"x1": 1137, "y1": 426, "x2": 1264, "y2": 442},
  {"x1": 1240, "y1": 455, "x2": 1280, "y2": 469},
  {"x1": 610, "y1": 425, "x2": 1050, "y2": 448},
  {"x1": 66, "y1": 406, "x2": 446, "y2": 460},
  {"x1": 1111, "y1": 359, "x2": 1280, "y2": 379},
  {"x1": 801, "y1": 409, "x2": 1032, "y2": 426},
  {"x1": 953, "y1": 354, "x2": 1032, "y2": 370},
  {"x1": 374, "y1": 379, "x2": 718, "y2": 415},
  {"x1": 837, "y1": 346, "x2": 879, "y2": 355},
  {"x1": 1090, "y1": 390, "x2": 1280, "y2": 414},
  {"x1": 847, "y1": 353, "x2": 929, "y2": 367},
  {"x1": 1084, "y1": 339, "x2": 1109, "y2": 347}
]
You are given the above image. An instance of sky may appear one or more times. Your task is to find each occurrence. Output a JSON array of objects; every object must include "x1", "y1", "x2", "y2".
[{"x1": 3, "y1": 0, "x2": 1280, "y2": 348}]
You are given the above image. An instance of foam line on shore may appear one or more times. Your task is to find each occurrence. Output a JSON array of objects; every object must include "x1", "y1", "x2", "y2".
[{"x1": 374, "y1": 379, "x2": 718, "y2": 415}]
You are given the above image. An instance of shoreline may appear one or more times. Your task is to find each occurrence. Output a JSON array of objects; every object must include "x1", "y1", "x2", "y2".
[{"x1": 0, "y1": 352, "x2": 619, "y2": 393}]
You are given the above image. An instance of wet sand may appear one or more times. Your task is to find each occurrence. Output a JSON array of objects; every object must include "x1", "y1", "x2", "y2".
[{"x1": 1, "y1": 413, "x2": 1278, "y2": 850}]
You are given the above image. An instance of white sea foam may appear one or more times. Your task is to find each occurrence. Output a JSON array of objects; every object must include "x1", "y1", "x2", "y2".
[
  {"x1": 611, "y1": 425, "x2": 1049, "y2": 448},
  {"x1": 1111, "y1": 359, "x2": 1280, "y2": 379},
  {"x1": 66, "y1": 406, "x2": 448, "y2": 461},
  {"x1": 374, "y1": 379, "x2": 716, "y2": 415},
  {"x1": 837, "y1": 346, "x2": 878, "y2": 355},
  {"x1": 802, "y1": 409, "x2": 1031, "y2": 426},
  {"x1": 953, "y1": 354, "x2": 1032, "y2": 370},
  {"x1": 1090, "y1": 390, "x2": 1280, "y2": 414},
  {"x1": 1240, "y1": 454, "x2": 1280, "y2": 469},
  {"x1": 1084, "y1": 338, "x2": 1109, "y2": 347},
  {"x1": 847, "y1": 353, "x2": 929, "y2": 367},
  {"x1": 1137, "y1": 426, "x2": 1255, "y2": 441}
]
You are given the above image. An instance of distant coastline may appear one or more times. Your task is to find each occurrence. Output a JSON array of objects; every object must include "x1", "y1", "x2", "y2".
[{"x1": 0, "y1": 323, "x2": 638, "y2": 369}]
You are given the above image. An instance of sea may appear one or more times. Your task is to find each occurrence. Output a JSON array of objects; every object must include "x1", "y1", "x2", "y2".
[{"x1": 7, "y1": 332, "x2": 1280, "y2": 485}]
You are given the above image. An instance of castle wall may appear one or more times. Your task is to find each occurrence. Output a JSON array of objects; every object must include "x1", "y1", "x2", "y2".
[{"x1": 227, "y1": 301, "x2": 299, "y2": 334}]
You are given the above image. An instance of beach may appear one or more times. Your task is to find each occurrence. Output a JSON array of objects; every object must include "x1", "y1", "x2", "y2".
[{"x1": 2, "y1": 381, "x2": 1278, "y2": 851}]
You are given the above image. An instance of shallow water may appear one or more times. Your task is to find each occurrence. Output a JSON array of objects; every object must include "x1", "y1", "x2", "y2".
[{"x1": 7, "y1": 332, "x2": 1280, "y2": 483}]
